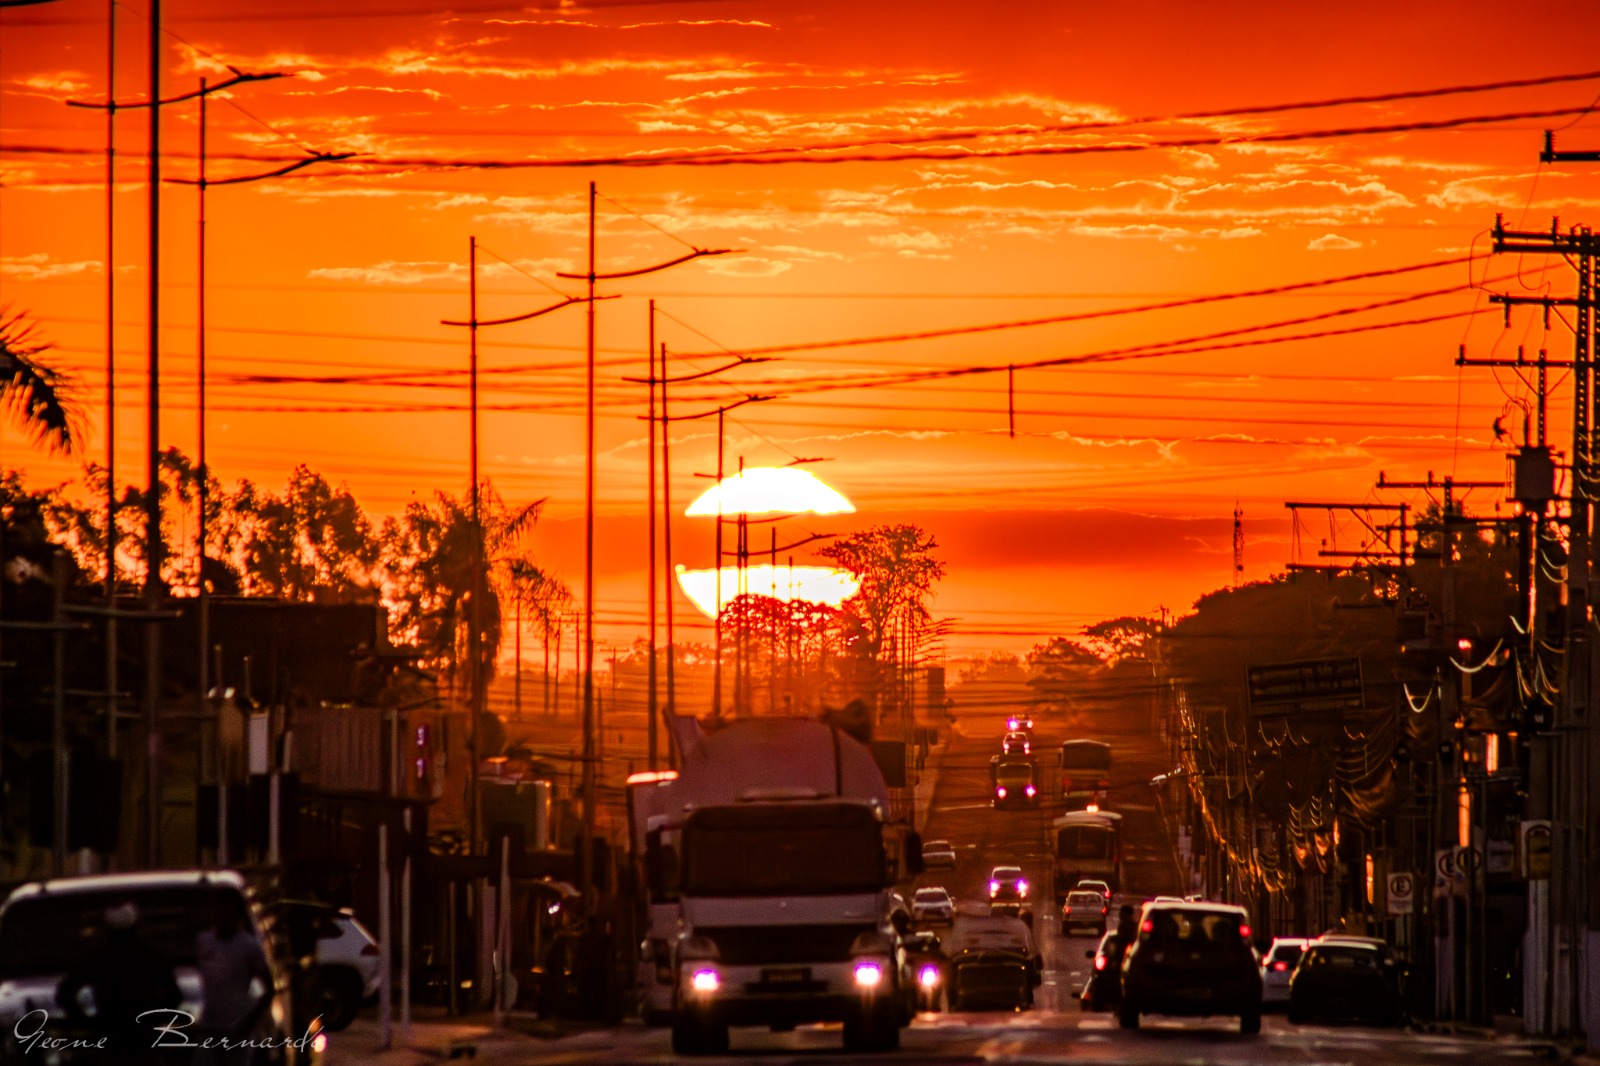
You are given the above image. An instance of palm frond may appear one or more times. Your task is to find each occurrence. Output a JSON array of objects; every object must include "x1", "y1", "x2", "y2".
[{"x1": 0, "y1": 308, "x2": 78, "y2": 454}]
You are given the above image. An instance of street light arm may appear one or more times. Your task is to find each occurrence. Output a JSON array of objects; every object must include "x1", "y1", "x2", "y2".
[
  {"x1": 621, "y1": 356, "x2": 772, "y2": 385},
  {"x1": 67, "y1": 71, "x2": 287, "y2": 109},
  {"x1": 166, "y1": 152, "x2": 356, "y2": 186},
  {"x1": 556, "y1": 248, "x2": 739, "y2": 281},
  {"x1": 441, "y1": 294, "x2": 617, "y2": 328},
  {"x1": 658, "y1": 394, "x2": 774, "y2": 422}
]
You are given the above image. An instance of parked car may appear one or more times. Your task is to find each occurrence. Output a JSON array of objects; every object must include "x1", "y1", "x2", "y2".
[
  {"x1": 279, "y1": 900, "x2": 382, "y2": 1031},
  {"x1": 1287, "y1": 937, "x2": 1403, "y2": 1025},
  {"x1": 1061, "y1": 890, "x2": 1109, "y2": 935},
  {"x1": 1260, "y1": 937, "x2": 1308, "y2": 1006},
  {"x1": 1006, "y1": 715, "x2": 1034, "y2": 733},
  {"x1": 1119, "y1": 901, "x2": 1262, "y2": 1034},
  {"x1": 945, "y1": 915, "x2": 1039, "y2": 1012},
  {"x1": 0, "y1": 870, "x2": 322, "y2": 1062},
  {"x1": 911, "y1": 887, "x2": 956, "y2": 925},
  {"x1": 1001, "y1": 732, "x2": 1031, "y2": 755},
  {"x1": 921, "y1": 839, "x2": 957, "y2": 869},
  {"x1": 1079, "y1": 930, "x2": 1125, "y2": 1011}
]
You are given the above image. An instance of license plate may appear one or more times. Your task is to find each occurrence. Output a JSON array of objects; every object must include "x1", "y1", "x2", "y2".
[{"x1": 761, "y1": 967, "x2": 811, "y2": 985}]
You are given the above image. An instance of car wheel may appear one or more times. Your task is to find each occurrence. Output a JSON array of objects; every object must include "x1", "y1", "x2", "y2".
[
  {"x1": 312, "y1": 967, "x2": 363, "y2": 1032},
  {"x1": 1118, "y1": 1001, "x2": 1140, "y2": 1030},
  {"x1": 1240, "y1": 1008, "x2": 1261, "y2": 1035}
]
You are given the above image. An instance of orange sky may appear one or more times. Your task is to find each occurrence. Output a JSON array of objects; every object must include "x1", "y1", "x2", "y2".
[{"x1": 3, "y1": 0, "x2": 1599, "y2": 657}]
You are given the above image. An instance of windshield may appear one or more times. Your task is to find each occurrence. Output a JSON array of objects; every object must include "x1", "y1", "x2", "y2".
[
  {"x1": 1067, "y1": 892, "x2": 1102, "y2": 907},
  {"x1": 1308, "y1": 946, "x2": 1379, "y2": 968},
  {"x1": 996, "y1": 765, "x2": 1033, "y2": 784},
  {"x1": 1057, "y1": 826, "x2": 1114, "y2": 859},
  {"x1": 0, "y1": 886, "x2": 248, "y2": 978},
  {"x1": 914, "y1": 889, "x2": 947, "y2": 902},
  {"x1": 645, "y1": 830, "x2": 680, "y2": 902},
  {"x1": 1061, "y1": 743, "x2": 1111, "y2": 772},
  {"x1": 681, "y1": 805, "x2": 885, "y2": 896},
  {"x1": 1146, "y1": 909, "x2": 1247, "y2": 950}
]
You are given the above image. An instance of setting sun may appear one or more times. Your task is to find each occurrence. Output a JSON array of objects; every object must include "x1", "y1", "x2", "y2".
[
  {"x1": 684, "y1": 467, "x2": 856, "y2": 518},
  {"x1": 675, "y1": 563, "x2": 860, "y2": 618}
]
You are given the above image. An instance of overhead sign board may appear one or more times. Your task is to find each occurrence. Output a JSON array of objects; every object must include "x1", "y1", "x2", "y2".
[{"x1": 1247, "y1": 658, "x2": 1364, "y2": 716}]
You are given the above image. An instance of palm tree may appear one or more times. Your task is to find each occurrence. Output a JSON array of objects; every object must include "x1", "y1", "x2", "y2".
[{"x1": 0, "y1": 309, "x2": 77, "y2": 455}]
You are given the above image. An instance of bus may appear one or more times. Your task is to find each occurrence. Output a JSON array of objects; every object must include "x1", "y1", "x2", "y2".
[
  {"x1": 1052, "y1": 810, "x2": 1122, "y2": 904},
  {"x1": 1059, "y1": 740, "x2": 1112, "y2": 794}
]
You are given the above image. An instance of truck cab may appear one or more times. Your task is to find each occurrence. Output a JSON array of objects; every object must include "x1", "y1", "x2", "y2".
[{"x1": 672, "y1": 793, "x2": 916, "y2": 1054}]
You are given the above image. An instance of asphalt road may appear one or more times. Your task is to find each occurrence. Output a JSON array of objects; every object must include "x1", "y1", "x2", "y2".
[{"x1": 339, "y1": 697, "x2": 1562, "y2": 1064}]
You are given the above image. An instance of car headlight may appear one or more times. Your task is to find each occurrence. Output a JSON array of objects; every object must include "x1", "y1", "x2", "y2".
[
  {"x1": 1016, "y1": 879, "x2": 1029, "y2": 897},
  {"x1": 918, "y1": 964, "x2": 940, "y2": 989},
  {"x1": 988, "y1": 880, "x2": 1000, "y2": 896},
  {"x1": 996, "y1": 786, "x2": 1007, "y2": 798},
  {"x1": 1024, "y1": 785, "x2": 1036, "y2": 797},
  {"x1": 853, "y1": 961, "x2": 884, "y2": 989},
  {"x1": 690, "y1": 969, "x2": 720, "y2": 994}
]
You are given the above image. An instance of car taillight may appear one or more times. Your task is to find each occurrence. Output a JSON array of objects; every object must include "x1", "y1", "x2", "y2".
[
  {"x1": 1140, "y1": 918, "x2": 1154, "y2": 934},
  {"x1": 1094, "y1": 955, "x2": 1107, "y2": 971},
  {"x1": 1239, "y1": 924, "x2": 1252, "y2": 939},
  {"x1": 1272, "y1": 961, "x2": 1289, "y2": 972},
  {"x1": 1101, "y1": 906, "x2": 1108, "y2": 915},
  {"x1": 360, "y1": 944, "x2": 381, "y2": 957},
  {"x1": 1086, "y1": 803, "x2": 1099, "y2": 813}
]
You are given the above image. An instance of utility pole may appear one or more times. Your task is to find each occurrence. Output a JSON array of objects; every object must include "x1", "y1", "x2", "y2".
[
  {"x1": 142, "y1": 0, "x2": 163, "y2": 869},
  {"x1": 626, "y1": 346, "x2": 767, "y2": 730},
  {"x1": 104, "y1": 0, "x2": 119, "y2": 762},
  {"x1": 646, "y1": 302, "x2": 658, "y2": 768},
  {"x1": 552, "y1": 189, "x2": 733, "y2": 913},
  {"x1": 1486, "y1": 212, "x2": 1596, "y2": 1037}
]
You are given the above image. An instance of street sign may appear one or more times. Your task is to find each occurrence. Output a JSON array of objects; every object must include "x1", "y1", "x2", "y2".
[
  {"x1": 1386, "y1": 872, "x2": 1414, "y2": 916},
  {"x1": 1246, "y1": 658, "x2": 1364, "y2": 716},
  {"x1": 1434, "y1": 848, "x2": 1464, "y2": 897},
  {"x1": 1521, "y1": 820, "x2": 1552, "y2": 880}
]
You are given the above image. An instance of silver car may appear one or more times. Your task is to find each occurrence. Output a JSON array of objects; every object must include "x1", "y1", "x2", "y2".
[
  {"x1": 1260, "y1": 937, "x2": 1308, "y2": 1004},
  {"x1": 912, "y1": 887, "x2": 956, "y2": 925},
  {"x1": 1061, "y1": 890, "x2": 1108, "y2": 935}
]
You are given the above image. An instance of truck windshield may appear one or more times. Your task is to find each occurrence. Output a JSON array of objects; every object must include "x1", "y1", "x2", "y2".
[
  {"x1": 681, "y1": 805, "x2": 885, "y2": 896},
  {"x1": 996, "y1": 765, "x2": 1034, "y2": 785},
  {"x1": 1060, "y1": 742, "x2": 1111, "y2": 772},
  {"x1": 1057, "y1": 826, "x2": 1114, "y2": 860}
]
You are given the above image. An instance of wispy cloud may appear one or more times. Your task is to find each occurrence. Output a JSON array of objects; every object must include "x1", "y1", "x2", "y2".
[
  {"x1": 1, "y1": 253, "x2": 100, "y2": 280},
  {"x1": 1307, "y1": 233, "x2": 1362, "y2": 251}
]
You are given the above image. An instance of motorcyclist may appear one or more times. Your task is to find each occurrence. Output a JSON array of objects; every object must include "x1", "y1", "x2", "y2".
[{"x1": 56, "y1": 900, "x2": 182, "y2": 1063}]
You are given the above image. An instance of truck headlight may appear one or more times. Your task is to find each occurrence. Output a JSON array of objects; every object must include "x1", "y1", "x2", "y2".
[
  {"x1": 690, "y1": 969, "x2": 720, "y2": 994},
  {"x1": 853, "y1": 961, "x2": 883, "y2": 989}
]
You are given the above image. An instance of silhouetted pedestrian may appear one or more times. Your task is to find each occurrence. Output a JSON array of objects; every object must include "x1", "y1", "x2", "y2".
[
  {"x1": 193, "y1": 893, "x2": 272, "y2": 1065},
  {"x1": 56, "y1": 900, "x2": 182, "y2": 1064}
]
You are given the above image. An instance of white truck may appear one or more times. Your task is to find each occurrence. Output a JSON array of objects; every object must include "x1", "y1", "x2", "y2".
[{"x1": 627, "y1": 717, "x2": 922, "y2": 1055}]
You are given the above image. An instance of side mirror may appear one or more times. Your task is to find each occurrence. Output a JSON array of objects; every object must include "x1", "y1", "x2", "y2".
[{"x1": 903, "y1": 831, "x2": 925, "y2": 876}]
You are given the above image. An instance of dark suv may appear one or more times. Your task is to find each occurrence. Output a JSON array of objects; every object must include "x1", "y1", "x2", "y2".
[{"x1": 1119, "y1": 902, "x2": 1261, "y2": 1034}]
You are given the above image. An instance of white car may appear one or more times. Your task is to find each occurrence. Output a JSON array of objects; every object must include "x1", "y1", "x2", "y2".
[
  {"x1": 282, "y1": 900, "x2": 383, "y2": 1031},
  {"x1": 1002, "y1": 732, "x2": 1031, "y2": 755},
  {"x1": 1261, "y1": 937, "x2": 1309, "y2": 1004},
  {"x1": 1074, "y1": 879, "x2": 1112, "y2": 902},
  {"x1": 921, "y1": 840, "x2": 957, "y2": 869},
  {"x1": 1061, "y1": 890, "x2": 1108, "y2": 935},
  {"x1": 911, "y1": 887, "x2": 956, "y2": 925}
]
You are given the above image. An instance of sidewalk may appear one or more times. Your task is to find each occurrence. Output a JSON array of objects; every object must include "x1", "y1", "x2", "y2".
[{"x1": 327, "y1": 1010, "x2": 566, "y2": 1065}]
